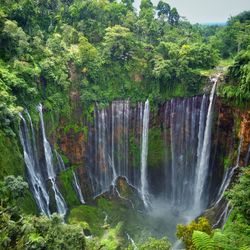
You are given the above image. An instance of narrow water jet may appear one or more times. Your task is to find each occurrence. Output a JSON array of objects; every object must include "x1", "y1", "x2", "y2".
[
  {"x1": 38, "y1": 104, "x2": 67, "y2": 217},
  {"x1": 140, "y1": 99, "x2": 150, "y2": 208},
  {"x1": 19, "y1": 112, "x2": 50, "y2": 216},
  {"x1": 73, "y1": 171, "x2": 85, "y2": 204},
  {"x1": 194, "y1": 77, "x2": 218, "y2": 212}
]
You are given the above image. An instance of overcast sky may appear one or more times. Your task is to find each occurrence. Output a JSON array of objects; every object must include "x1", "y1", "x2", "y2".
[{"x1": 134, "y1": 0, "x2": 250, "y2": 23}]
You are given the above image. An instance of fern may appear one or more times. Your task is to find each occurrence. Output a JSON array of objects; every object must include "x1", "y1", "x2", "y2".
[
  {"x1": 239, "y1": 246, "x2": 250, "y2": 250},
  {"x1": 192, "y1": 230, "x2": 215, "y2": 250},
  {"x1": 212, "y1": 229, "x2": 230, "y2": 249}
]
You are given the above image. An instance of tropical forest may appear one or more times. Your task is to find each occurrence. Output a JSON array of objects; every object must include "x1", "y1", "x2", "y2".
[{"x1": 0, "y1": 0, "x2": 250, "y2": 249}]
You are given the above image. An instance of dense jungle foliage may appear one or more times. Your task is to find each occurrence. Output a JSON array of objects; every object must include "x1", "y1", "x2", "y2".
[
  {"x1": 1, "y1": 0, "x2": 248, "y2": 137},
  {"x1": 0, "y1": 0, "x2": 250, "y2": 249}
]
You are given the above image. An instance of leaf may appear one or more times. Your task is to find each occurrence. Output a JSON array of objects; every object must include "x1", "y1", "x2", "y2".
[{"x1": 192, "y1": 230, "x2": 215, "y2": 250}]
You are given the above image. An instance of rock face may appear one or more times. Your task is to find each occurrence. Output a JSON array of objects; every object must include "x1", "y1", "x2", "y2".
[
  {"x1": 94, "y1": 176, "x2": 144, "y2": 210},
  {"x1": 240, "y1": 111, "x2": 250, "y2": 166},
  {"x1": 58, "y1": 129, "x2": 85, "y2": 165},
  {"x1": 21, "y1": 95, "x2": 250, "y2": 219}
]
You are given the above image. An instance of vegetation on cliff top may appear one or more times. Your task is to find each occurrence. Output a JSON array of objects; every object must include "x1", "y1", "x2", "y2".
[{"x1": 0, "y1": 0, "x2": 225, "y2": 136}]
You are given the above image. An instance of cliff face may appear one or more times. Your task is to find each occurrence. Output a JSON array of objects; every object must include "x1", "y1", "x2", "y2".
[
  {"x1": 240, "y1": 111, "x2": 250, "y2": 166},
  {"x1": 58, "y1": 128, "x2": 85, "y2": 165},
  {"x1": 6, "y1": 92, "x2": 249, "y2": 214},
  {"x1": 42, "y1": 97, "x2": 250, "y2": 206}
]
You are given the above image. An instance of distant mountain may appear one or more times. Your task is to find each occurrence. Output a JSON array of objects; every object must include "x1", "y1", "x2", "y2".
[{"x1": 199, "y1": 22, "x2": 227, "y2": 26}]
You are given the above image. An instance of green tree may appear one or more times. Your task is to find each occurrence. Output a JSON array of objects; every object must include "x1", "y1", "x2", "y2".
[
  {"x1": 157, "y1": 1, "x2": 171, "y2": 18},
  {"x1": 122, "y1": 0, "x2": 134, "y2": 11},
  {"x1": 138, "y1": 237, "x2": 171, "y2": 250},
  {"x1": 102, "y1": 25, "x2": 136, "y2": 63},
  {"x1": 0, "y1": 176, "x2": 28, "y2": 206},
  {"x1": 176, "y1": 217, "x2": 212, "y2": 250},
  {"x1": 168, "y1": 7, "x2": 180, "y2": 26}
]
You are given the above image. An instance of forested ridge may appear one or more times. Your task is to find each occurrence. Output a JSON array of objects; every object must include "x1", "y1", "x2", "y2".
[
  {"x1": 1, "y1": 0, "x2": 249, "y2": 136},
  {"x1": 0, "y1": 0, "x2": 250, "y2": 249}
]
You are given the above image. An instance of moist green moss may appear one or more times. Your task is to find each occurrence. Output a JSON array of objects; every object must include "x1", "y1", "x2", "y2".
[
  {"x1": 58, "y1": 167, "x2": 80, "y2": 208},
  {"x1": 68, "y1": 204, "x2": 104, "y2": 236},
  {"x1": 129, "y1": 135, "x2": 141, "y2": 169},
  {"x1": 0, "y1": 132, "x2": 24, "y2": 180},
  {"x1": 148, "y1": 128, "x2": 165, "y2": 168}
]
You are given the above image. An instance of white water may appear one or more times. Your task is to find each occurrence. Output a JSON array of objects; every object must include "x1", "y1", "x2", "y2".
[
  {"x1": 126, "y1": 233, "x2": 138, "y2": 250},
  {"x1": 213, "y1": 202, "x2": 231, "y2": 228},
  {"x1": 244, "y1": 143, "x2": 250, "y2": 165},
  {"x1": 55, "y1": 150, "x2": 66, "y2": 172},
  {"x1": 196, "y1": 95, "x2": 207, "y2": 173},
  {"x1": 19, "y1": 113, "x2": 50, "y2": 216},
  {"x1": 216, "y1": 135, "x2": 243, "y2": 205},
  {"x1": 73, "y1": 171, "x2": 85, "y2": 204},
  {"x1": 194, "y1": 77, "x2": 218, "y2": 212},
  {"x1": 140, "y1": 99, "x2": 150, "y2": 208},
  {"x1": 38, "y1": 104, "x2": 67, "y2": 217}
]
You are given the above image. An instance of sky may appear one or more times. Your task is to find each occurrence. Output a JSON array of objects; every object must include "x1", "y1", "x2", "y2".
[{"x1": 134, "y1": 0, "x2": 250, "y2": 24}]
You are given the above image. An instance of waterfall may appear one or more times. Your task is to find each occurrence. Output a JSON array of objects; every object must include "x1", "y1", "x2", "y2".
[
  {"x1": 88, "y1": 100, "x2": 141, "y2": 197},
  {"x1": 126, "y1": 233, "x2": 138, "y2": 250},
  {"x1": 55, "y1": 150, "x2": 66, "y2": 172},
  {"x1": 212, "y1": 202, "x2": 230, "y2": 228},
  {"x1": 38, "y1": 104, "x2": 67, "y2": 217},
  {"x1": 73, "y1": 171, "x2": 85, "y2": 204},
  {"x1": 55, "y1": 148, "x2": 85, "y2": 205},
  {"x1": 196, "y1": 95, "x2": 207, "y2": 172},
  {"x1": 140, "y1": 99, "x2": 150, "y2": 208},
  {"x1": 19, "y1": 113, "x2": 50, "y2": 216},
  {"x1": 244, "y1": 143, "x2": 250, "y2": 166},
  {"x1": 215, "y1": 135, "x2": 243, "y2": 205},
  {"x1": 164, "y1": 96, "x2": 209, "y2": 209},
  {"x1": 194, "y1": 77, "x2": 218, "y2": 212},
  {"x1": 111, "y1": 100, "x2": 130, "y2": 179}
]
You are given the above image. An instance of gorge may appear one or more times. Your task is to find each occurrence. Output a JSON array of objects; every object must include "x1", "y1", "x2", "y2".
[{"x1": 17, "y1": 75, "x2": 249, "y2": 244}]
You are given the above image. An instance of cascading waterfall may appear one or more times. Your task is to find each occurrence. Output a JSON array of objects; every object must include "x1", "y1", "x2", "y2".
[
  {"x1": 19, "y1": 74, "x2": 242, "y2": 239},
  {"x1": 194, "y1": 77, "x2": 218, "y2": 212},
  {"x1": 196, "y1": 95, "x2": 208, "y2": 175},
  {"x1": 55, "y1": 146, "x2": 85, "y2": 204},
  {"x1": 111, "y1": 100, "x2": 130, "y2": 180},
  {"x1": 19, "y1": 112, "x2": 50, "y2": 216},
  {"x1": 140, "y1": 99, "x2": 150, "y2": 208},
  {"x1": 244, "y1": 143, "x2": 250, "y2": 166},
  {"x1": 55, "y1": 148, "x2": 85, "y2": 205},
  {"x1": 73, "y1": 171, "x2": 85, "y2": 204},
  {"x1": 213, "y1": 202, "x2": 231, "y2": 228},
  {"x1": 212, "y1": 134, "x2": 244, "y2": 228},
  {"x1": 55, "y1": 150, "x2": 66, "y2": 172},
  {"x1": 163, "y1": 96, "x2": 209, "y2": 209},
  {"x1": 126, "y1": 233, "x2": 138, "y2": 250},
  {"x1": 38, "y1": 104, "x2": 67, "y2": 217},
  {"x1": 88, "y1": 100, "x2": 142, "y2": 197},
  {"x1": 88, "y1": 89, "x2": 218, "y2": 213}
]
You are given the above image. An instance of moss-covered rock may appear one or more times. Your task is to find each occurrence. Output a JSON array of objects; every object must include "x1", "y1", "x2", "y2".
[
  {"x1": 0, "y1": 132, "x2": 24, "y2": 180},
  {"x1": 58, "y1": 167, "x2": 80, "y2": 208},
  {"x1": 148, "y1": 128, "x2": 165, "y2": 168}
]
